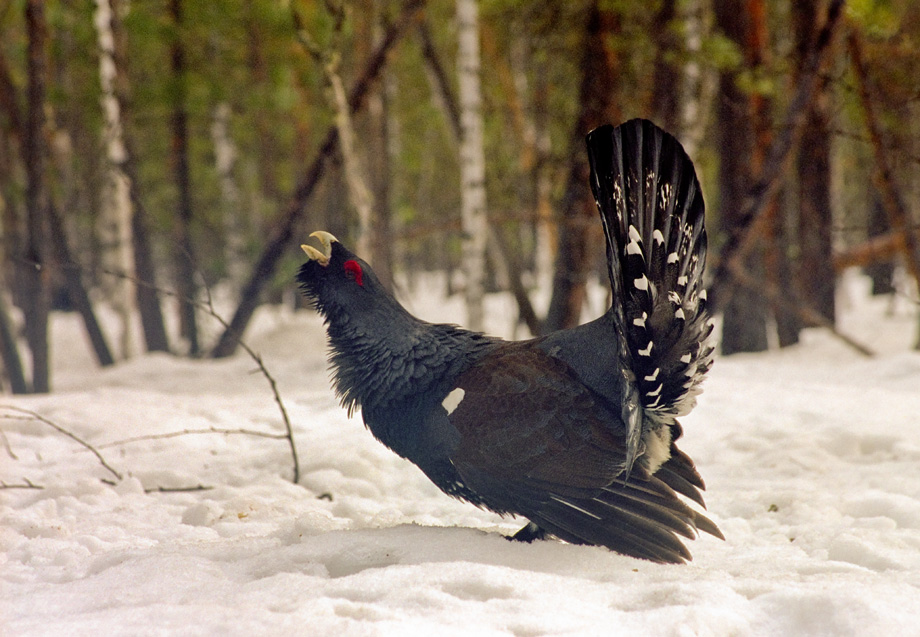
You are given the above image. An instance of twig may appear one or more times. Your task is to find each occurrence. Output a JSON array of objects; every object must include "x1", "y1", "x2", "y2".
[
  {"x1": 144, "y1": 484, "x2": 213, "y2": 493},
  {"x1": 0, "y1": 427, "x2": 18, "y2": 459},
  {"x1": 199, "y1": 284, "x2": 301, "y2": 483},
  {"x1": 99, "y1": 426, "x2": 287, "y2": 449},
  {"x1": 0, "y1": 406, "x2": 123, "y2": 480},
  {"x1": 0, "y1": 478, "x2": 43, "y2": 490}
]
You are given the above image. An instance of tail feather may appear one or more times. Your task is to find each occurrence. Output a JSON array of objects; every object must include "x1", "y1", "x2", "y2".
[{"x1": 586, "y1": 120, "x2": 712, "y2": 466}]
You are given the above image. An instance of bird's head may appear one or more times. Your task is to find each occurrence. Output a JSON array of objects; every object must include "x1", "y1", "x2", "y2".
[{"x1": 297, "y1": 231, "x2": 388, "y2": 323}]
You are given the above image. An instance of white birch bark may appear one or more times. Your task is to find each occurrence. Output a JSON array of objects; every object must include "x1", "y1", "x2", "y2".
[
  {"x1": 210, "y1": 102, "x2": 247, "y2": 294},
  {"x1": 678, "y1": 0, "x2": 716, "y2": 159},
  {"x1": 94, "y1": 0, "x2": 135, "y2": 359},
  {"x1": 456, "y1": 0, "x2": 488, "y2": 331},
  {"x1": 326, "y1": 56, "x2": 375, "y2": 261}
]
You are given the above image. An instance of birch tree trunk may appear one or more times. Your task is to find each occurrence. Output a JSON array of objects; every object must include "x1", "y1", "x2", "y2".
[
  {"x1": 295, "y1": 6, "x2": 376, "y2": 265},
  {"x1": 456, "y1": 0, "x2": 488, "y2": 331},
  {"x1": 679, "y1": 0, "x2": 715, "y2": 158},
  {"x1": 106, "y1": 0, "x2": 170, "y2": 353},
  {"x1": 328, "y1": 56, "x2": 376, "y2": 264},
  {"x1": 94, "y1": 0, "x2": 136, "y2": 358},
  {"x1": 0, "y1": 288, "x2": 28, "y2": 394},
  {"x1": 211, "y1": 103, "x2": 247, "y2": 295}
]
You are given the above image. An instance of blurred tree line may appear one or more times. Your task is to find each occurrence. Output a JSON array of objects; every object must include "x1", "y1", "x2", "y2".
[{"x1": 1, "y1": 0, "x2": 919, "y2": 393}]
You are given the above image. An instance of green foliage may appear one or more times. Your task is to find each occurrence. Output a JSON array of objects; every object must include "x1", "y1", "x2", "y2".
[{"x1": 848, "y1": 0, "x2": 901, "y2": 38}]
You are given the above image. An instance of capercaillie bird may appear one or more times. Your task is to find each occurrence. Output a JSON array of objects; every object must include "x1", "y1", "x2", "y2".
[{"x1": 298, "y1": 119, "x2": 721, "y2": 562}]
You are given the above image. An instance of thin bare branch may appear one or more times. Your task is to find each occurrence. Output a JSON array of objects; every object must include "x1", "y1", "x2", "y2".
[
  {"x1": 0, "y1": 406, "x2": 123, "y2": 480},
  {"x1": 7, "y1": 254, "x2": 303, "y2": 484},
  {"x1": 199, "y1": 282, "x2": 301, "y2": 483},
  {"x1": 144, "y1": 484, "x2": 213, "y2": 493},
  {"x1": 0, "y1": 478, "x2": 43, "y2": 490},
  {"x1": 1, "y1": 427, "x2": 18, "y2": 459},
  {"x1": 98, "y1": 427, "x2": 288, "y2": 449}
]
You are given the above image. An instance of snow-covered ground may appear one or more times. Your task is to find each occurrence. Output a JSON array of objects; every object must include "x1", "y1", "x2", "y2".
[{"x1": 3, "y1": 271, "x2": 920, "y2": 636}]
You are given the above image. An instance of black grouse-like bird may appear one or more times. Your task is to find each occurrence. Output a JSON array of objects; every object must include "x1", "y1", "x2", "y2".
[{"x1": 298, "y1": 119, "x2": 721, "y2": 563}]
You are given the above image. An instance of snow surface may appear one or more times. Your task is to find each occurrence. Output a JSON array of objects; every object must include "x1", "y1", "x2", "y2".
[{"x1": 3, "y1": 271, "x2": 920, "y2": 636}]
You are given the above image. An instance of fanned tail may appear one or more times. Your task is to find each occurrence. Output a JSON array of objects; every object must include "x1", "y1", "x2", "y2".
[{"x1": 586, "y1": 119, "x2": 713, "y2": 474}]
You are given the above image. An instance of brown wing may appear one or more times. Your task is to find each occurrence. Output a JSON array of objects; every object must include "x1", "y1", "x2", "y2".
[{"x1": 445, "y1": 344, "x2": 721, "y2": 563}]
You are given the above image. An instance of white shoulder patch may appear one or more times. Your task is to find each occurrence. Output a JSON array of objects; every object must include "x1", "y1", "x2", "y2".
[{"x1": 442, "y1": 388, "x2": 465, "y2": 416}]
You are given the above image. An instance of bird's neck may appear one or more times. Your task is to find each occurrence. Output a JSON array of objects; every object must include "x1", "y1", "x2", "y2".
[{"x1": 324, "y1": 305, "x2": 494, "y2": 416}]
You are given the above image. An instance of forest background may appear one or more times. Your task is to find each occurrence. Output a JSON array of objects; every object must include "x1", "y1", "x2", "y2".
[{"x1": 1, "y1": 0, "x2": 919, "y2": 394}]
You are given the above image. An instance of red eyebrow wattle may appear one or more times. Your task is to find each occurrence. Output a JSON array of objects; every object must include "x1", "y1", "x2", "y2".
[{"x1": 344, "y1": 260, "x2": 363, "y2": 286}]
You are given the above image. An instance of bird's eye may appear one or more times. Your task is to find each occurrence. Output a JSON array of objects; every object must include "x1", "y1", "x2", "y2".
[{"x1": 344, "y1": 260, "x2": 364, "y2": 286}]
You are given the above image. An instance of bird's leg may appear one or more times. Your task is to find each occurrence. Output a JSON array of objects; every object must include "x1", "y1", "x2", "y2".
[{"x1": 507, "y1": 521, "x2": 547, "y2": 543}]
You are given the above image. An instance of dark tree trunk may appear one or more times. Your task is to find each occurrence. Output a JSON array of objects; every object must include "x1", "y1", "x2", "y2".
[
  {"x1": 364, "y1": 0, "x2": 394, "y2": 291},
  {"x1": 0, "y1": 48, "x2": 25, "y2": 309},
  {"x1": 109, "y1": 0, "x2": 170, "y2": 353},
  {"x1": 794, "y1": 0, "x2": 836, "y2": 323},
  {"x1": 714, "y1": 0, "x2": 768, "y2": 355},
  {"x1": 543, "y1": 1, "x2": 621, "y2": 333},
  {"x1": 23, "y1": 0, "x2": 51, "y2": 392},
  {"x1": 650, "y1": 0, "x2": 680, "y2": 133},
  {"x1": 169, "y1": 0, "x2": 199, "y2": 354},
  {"x1": 47, "y1": 200, "x2": 115, "y2": 367},
  {"x1": 0, "y1": 291, "x2": 28, "y2": 394},
  {"x1": 866, "y1": 193, "x2": 894, "y2": 294},
  {"x1": 770, "y1": 196, "x2": 801, "y2": 347}
]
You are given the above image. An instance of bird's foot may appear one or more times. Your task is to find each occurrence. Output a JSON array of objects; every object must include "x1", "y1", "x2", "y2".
[{"x1": 507, "y1": 522, "x2": 547, "y2": 543}]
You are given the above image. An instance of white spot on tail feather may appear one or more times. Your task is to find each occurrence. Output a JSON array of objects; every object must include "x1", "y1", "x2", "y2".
[
  {"x1": 442, "y1": 388, "x2": 465, "y2": 416},
  {"x1": 638, "y1": 341, "x2": 654, "y2": 357},
  {"x1": 680, "y1": 353, "x2": 692, "y2": 364},
  {"x1": 644, "y1": 368, "x2": 660, "y2": 381},
  {"x1": 627, "y1": 226, "x2": 643, "y2": 255},
  {"x1": 677, "y1": 275, "x2": 688, "y2": 286},
  {"x1": 633, "y1": 312, "x2": 647, "y2": 328},
  {"x1": 675, "y1": 308, "x2": 685, "y2": 320},
  {"x1": 667, "y1": 252, "x2": 679, "y2": 264},
  {"x1": 653, "y1": 229, "x2": 665, "y2": 245},
  {"x1": 634, "y1": 275, "x2": 649, "y2": 291}
]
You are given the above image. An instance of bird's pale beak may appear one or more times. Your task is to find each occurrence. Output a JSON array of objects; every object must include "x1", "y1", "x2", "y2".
[{"x1": 301, "y1": 231, "x2": 337, "y2": 266}]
